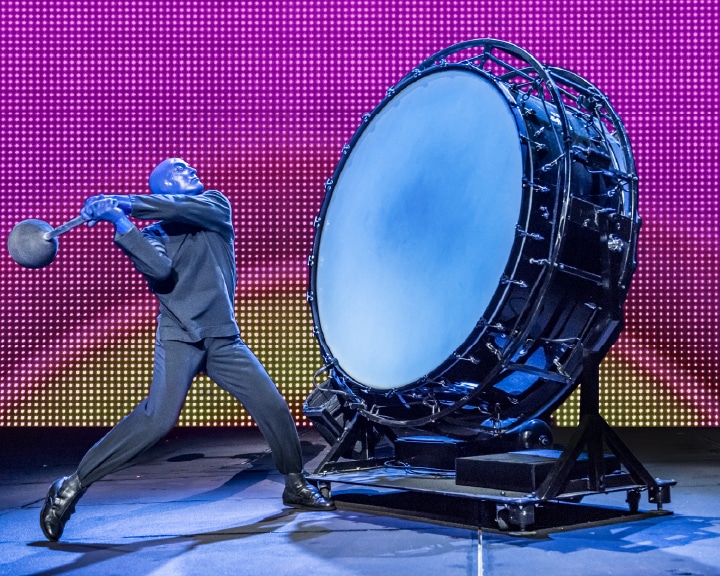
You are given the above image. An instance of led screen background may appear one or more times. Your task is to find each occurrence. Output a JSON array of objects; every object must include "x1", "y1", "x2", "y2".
[{"x1": 0, "y1": 0, "x2": 717, "y2": 427}]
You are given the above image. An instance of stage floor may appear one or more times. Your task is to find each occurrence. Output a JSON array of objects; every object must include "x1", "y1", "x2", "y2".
[{"x1": 0, "y1": 426, "x2": 718, "y2": 575}]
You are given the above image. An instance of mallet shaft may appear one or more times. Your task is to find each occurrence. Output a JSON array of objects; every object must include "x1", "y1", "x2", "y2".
[{"x1": 42, "y1": 215, "x2": 90, "y2": 240}]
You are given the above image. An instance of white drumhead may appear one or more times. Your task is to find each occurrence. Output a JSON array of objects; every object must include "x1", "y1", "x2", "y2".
[{"x1": 316, "y1": 69, "x2": 523, "y2": 390}]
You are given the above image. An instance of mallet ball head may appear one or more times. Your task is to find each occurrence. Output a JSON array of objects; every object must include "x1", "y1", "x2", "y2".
[{"x1": 7, "y1": 219, "x2": 59, "y2": 269}]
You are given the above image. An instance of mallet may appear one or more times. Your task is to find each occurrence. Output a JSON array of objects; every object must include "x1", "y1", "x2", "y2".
[{"x1": 7, "y1": 215, "x2": 89, "y2": 269}]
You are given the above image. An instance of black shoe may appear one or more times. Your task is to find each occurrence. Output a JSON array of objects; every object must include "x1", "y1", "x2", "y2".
[
  {"x1": 282, "y1": 472, "x2": 336, "y2": 511},
  {"x1": 40, "y1": 473, "x2": 87, "y2": 541}
]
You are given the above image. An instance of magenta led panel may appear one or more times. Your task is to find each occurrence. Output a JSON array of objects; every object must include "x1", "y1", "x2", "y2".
[{"x1": 0, "y1": 0, "x2": 717, "y2": 427}]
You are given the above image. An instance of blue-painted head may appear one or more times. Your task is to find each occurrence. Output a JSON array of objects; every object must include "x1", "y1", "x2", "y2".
[{"x1": 149, "y1": 158, "x2": 204, "y2": 195}]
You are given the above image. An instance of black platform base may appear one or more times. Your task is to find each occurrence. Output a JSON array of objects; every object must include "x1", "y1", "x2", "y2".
[
  {"x1": 332, "y1": 487, "x2": 672, "y2": 537},
  {"x1": 308, "y1": 463, "x2": 674, "y2": 533}
]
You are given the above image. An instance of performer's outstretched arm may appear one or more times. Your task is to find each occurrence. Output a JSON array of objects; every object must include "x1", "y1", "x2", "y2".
[{"x1": 82, "y1": 197, "x2": 172, "y2": 281}]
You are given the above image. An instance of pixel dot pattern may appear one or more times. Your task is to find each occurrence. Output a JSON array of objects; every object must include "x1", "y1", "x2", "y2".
[{"x1": 0, "y1": 0, "x2": 717, "y2": 427}]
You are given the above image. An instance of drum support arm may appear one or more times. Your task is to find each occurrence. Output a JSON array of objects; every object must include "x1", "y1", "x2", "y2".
[
  {"x1": 532, "y1": 206, "x2": 670, "y2": 503},
  {"x1": 312, "y1": 412, "x2": 389, "y2": 475},
  {"x1": 535, "y1": 348, "x2": 674, "y2": 504}
]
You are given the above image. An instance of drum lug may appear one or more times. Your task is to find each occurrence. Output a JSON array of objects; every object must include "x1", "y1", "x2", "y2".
[
  {"x1": 501, "y1": 275, "x2": 528, "y2": 288},
  {"x1": 515, "y1": 225, "x2": 544, "y2": 241},
  {"x1": 552, "y1": 357, "x2": 570, "y2": 379},
  {"x1": 485, "y1": 341, "x2": 503, "y2": 359},
  {"x1": 307, "y1": 254, "x2": 315, "y2": 267},
  {"x1": 540, "y1": 153, "x2": 564, "y2": 172},
  {"x1": 422, "y1": 397, "x2": 441, "y2": 414},
  {"x1": 529, "y1": 257, "x2": 550, "y2": 267},
  {"x1": 607, "y1": 234, "x2": 625, "y2": 253},
  {"x1": 476, "y1": 319, "x2": 506, "y2": 331},
  {"x1": 519, "y1": 134, "x2": 548, "y2": 154},
  {"x1": 454, "y1": 352, "x2": 481, "y2": 365},
  {"x1": 306, "y1": 290, "x2": 315, "y2": 302},
  {"x1": 523, "y1": 178, "x2": 549, "y2": 194},
  {"x1": 324, "y1": 178, "x2": 334, "y2": 192}
]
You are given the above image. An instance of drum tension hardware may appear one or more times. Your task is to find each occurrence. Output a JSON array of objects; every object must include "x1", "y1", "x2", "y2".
[{"x1": 304, "y1": 38, "x2": 674, "y2": 533}]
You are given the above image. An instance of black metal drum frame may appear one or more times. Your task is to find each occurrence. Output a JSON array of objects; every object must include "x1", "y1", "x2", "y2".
[{"x1": 304, "y1": 39, "x2": 674, "y2": 532}]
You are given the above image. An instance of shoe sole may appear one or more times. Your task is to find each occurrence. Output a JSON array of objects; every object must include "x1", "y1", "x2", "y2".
[{"x1": 283, "y1": 500, "x2": 336, "y2": 511}]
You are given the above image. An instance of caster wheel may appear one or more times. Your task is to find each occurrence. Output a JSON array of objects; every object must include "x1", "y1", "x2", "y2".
[
  {"x1": 318, "y1": 481, "x2": 332, "y2": 499},
  {"x1": 496, "y1": 508, "x2": 511, "y2": 531},
  {"x1": 626, "y1": 490, "x2": 641, "y2": 513}
]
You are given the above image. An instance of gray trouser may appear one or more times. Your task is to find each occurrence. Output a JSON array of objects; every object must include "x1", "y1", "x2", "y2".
[{"x1": 76, "y1": 335, "x2": 303, "y2": 486}]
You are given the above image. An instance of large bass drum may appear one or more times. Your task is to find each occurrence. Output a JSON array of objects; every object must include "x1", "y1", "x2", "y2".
[{"x1": 307, "y1": 39, "x2": 639, "y2": 439}]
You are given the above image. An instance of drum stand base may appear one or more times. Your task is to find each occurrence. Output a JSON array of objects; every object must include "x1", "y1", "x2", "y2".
[
  {"x1": 318, "y1": 479, "x2": 674, "y2": 537},
  {"x1": 307, "y1": 352, "x2": 676, "y2": 533}
]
